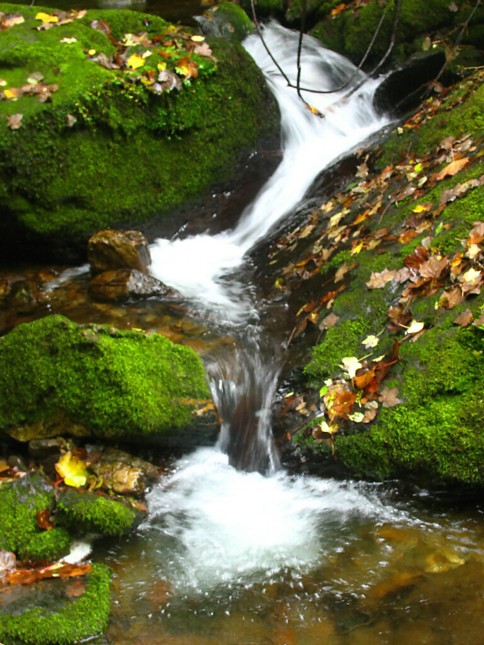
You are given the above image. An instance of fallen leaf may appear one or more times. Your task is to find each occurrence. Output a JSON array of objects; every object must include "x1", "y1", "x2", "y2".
[
  {"x1": 320, "y1": 312, "x2": 340, "y2": 329},
  {"x1": 378, "y1": 387, "x2": 402, "y2": 408},
  {"x1": 36, "y1": 509, "x2": 54, "y2": 531},
  {"x1": 366, "y1": 268, "x2": 396, "y2": 289},
  {"x1": 362, "y1": 334, "x2": 380, "y2": 349},
  {"x1": 35, "y1": 12, "x2": 59, "y2": 23},
  {"x1": 127, "y1": 53, "x2": 145, "y2": 69},
  {"x1": 405, "y1": 320, "x2": 425, "y2": 335},
  {"x1": 340, "y1": 356, "x2": 363, "y2": 378},
  {"x1": 7, "y1": 113, "x2": 23, "y2": 129},
  {"x1": 2, "y1": 14, "x2": 25, "y2": 28},
  {"x1": 453, "y1": 309, "x2": 473, "y2": 327},
  {"x1": 55, "y1": 452, "x2": 89, "y2": 488},
  {"x1": 433, "y1": 157, "x2": 469, "y2": 181}
]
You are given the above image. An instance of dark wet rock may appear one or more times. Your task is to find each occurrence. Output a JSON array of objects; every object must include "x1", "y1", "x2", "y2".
[
  {"x1": 374, "y1": 50, "x2": 450, "y2": 117},
  {"x1": 28, "y1": 437, "x2": 68, "y2": 460},
  {"x1": 88, "y1": 269, "x2": 175, "y2": 302},
  {"x1": 88, "y1": 229, "x2": 152, "y2": 275}
]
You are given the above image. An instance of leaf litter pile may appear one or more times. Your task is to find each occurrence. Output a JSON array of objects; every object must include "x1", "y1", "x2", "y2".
[{"x1": 268, "y1": 71, "x2": 483, "y2": 450}]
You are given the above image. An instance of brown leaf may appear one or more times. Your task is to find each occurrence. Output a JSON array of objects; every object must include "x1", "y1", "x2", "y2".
[
  {"x1": 433, "y1": 157, "x2": 469, "y2": 181},
  {"x1": 453, "y1": 309, "x2": 473, "y2": 327},
  {"x1": 418, "y1": 255, "x2": 448, "y2": 280},
  {"x1": 366, "y1": 268, "x2": 396, "y2": 289},
  {"x1": 65, "y1": 579, "x2": 86, "y2": 598},
  {"x1": 320, "y1": 312, "x2": 340, "y2": 330},
  {"x1": 353, "y1": 366, "x2": 376, "y2": 390},
  {"x1": 404, "y1": 246, "x2": 429, "y2": 270},
  {"x1": 467, "y1": 221, "x2": 484, "y2": 245},
  {"x1": 7, "y1": 113, "x2": 23, "y2": 129},
  {"x1": 438, "y1": 286, "x2": 464, "y2": 309},
  {"x1": 378, "y1": 387, "x2": 402, "y2": 408}
]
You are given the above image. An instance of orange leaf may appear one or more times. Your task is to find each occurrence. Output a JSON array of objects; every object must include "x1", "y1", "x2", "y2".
[{"x1": 433, "y1": 157, "x2": 469, "y2": 181}]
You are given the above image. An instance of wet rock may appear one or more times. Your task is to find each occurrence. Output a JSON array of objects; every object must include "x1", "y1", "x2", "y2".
[
  {"x1": 87, "y1": 446, "x2": 160, "y2": 497},
  {"x1": 88, "y1": 269, "x2": 175, "y2": 302},
  {"x1": 28, "y1": 437, "x2": 67, "y2": 460},
  {"x1": 88, "y1": 229, "x2": 151, "y2": 275},
  {"x1": 9, "y1": 281, "x2": 38, "y2": 315}
]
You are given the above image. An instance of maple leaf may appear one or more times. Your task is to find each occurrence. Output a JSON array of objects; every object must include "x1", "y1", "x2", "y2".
[
  {"x1": 404, "y1": 246, "x2": 429, "y2": 270},
  {"x1": 459, "y1": 267, "x2": 482, "y2": 295},
  {"x1": 467, "y1": 221, "x2": 484, "y2": 245},
  {"x1": 438, "y1": 286, "x2": 464, "y2": 309},
  {"x1": 194, "y1": 42, "x2": 216, "y2": 61},
  {"x1": 175, "y1": 56, "x2": 198, "y2": 78}
]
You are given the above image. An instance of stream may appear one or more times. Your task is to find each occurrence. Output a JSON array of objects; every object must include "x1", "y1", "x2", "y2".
[
  {"x1": 0, "y1": 6, "x2": 482, "y2": 642},
  {"x1": 92, "y1": 22, "x2": 483, "y2": 645}
]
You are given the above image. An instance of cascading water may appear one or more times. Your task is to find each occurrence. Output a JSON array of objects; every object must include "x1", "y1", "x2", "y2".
[{"x1": 144, "y1": 22, "x2": 396, "y2": 589}]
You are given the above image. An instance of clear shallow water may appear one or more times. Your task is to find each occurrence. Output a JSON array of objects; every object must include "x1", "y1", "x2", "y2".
[{"x1": 99, "y1": 449, "x2": 483, "y2": 644}]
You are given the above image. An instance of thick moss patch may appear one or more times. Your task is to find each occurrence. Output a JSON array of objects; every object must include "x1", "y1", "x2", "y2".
[
  {"x1": 0, "y1": 3, "x2": 279, "y2": 260},
  {"x1": 0, "y1": 472, "x2": 71, "y2": 561},
  {"x1": 0, "y1": 563, "x2": 111, "y2": 645},
  {"x1": 57, "y1": 488, "x2": 138, "y2": 538},
  {"x1": 0, "y1": 314, "x2": 212, "y2": 442}
]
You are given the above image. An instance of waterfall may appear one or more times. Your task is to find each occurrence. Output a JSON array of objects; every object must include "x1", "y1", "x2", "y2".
[{"x1": 150, "y1": 22, "x2": 389, "y2": 473}]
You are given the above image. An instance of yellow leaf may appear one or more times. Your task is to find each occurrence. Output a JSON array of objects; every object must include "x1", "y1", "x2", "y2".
[
  {"x1": 55, "y1": 452, "x2": 88, "y2": 488},
  {"x1": 35, "y1": 12, "x2": 59, "y2": 23},
  {"x1": 414, "y1": 162, "x2": 424, "y2": 173},
  {"x1": 351, "y1": 241, "x2": 363, "y2": 256},
  {"x1": 88, "y1": 49, "x2": 96, "y2": 56},
  {"x1": 3, "y1": 89, "x2": 17, "y2": 100},
  {"x1": 412, "y1": 203, "x2": 431, "y2": 214},
  {"x1": 191, "y1": 35, "x2": 205, "y2": 42},
  {"x1": 127, "y1": 53, "x2": 145, "y2": 70},
  {"x1": 405, "y1": 320, "x2": 425, "y2": 335},
  {"x1": 157, "y1": 62, "x2": 167, "y2": 72}
]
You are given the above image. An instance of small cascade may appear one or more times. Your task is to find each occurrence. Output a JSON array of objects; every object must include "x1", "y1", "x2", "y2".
[{"x1": 150, "y1": 22, "x2": 390, "y2": 472}]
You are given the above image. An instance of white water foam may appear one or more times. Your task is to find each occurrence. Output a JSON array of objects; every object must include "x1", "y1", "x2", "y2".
[
  {"x1": 145, "y1": 447, "x2": 408, "y2": 593},
  {"x1": 150, "y1": 23, "x2": 389, "y2": 321}
]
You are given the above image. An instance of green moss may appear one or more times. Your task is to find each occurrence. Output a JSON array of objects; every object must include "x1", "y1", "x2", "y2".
[
  {"x1": 310, "y1": 0, "x2": 474, "y2": 66},
  {"x1": 0, "y1": 4, "x2": 279, "y2": 259},
  {"x1": 0, "y1": 315, "x2": 212, "y2": 440},
  {"x1": 304, "y1": 317, "x2": 374, "y2": 383},
  {"x1": 378, "y1": 81, "x2": 484, "y2": 168},
  {"x1": 57, "y1": 489, "x2": 137, "y2": 537},
  {"x1": 0, "y1": 472, "x2": 70, "y2": 562},
  {"x1": 334, "y1": 325, "x2": 484, "y2": 485},
  {"x1": 336, "y1": 393, "x2": 484, "y2": 485},
  {"x1": 0, "y1": 563, "x2": 112, "y2": 645}
]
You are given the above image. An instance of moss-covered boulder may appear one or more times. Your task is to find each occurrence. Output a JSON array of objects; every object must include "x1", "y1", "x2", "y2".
[
  {"x1": 0, "y1": 472, "x2": 71, "y2": 561},
  {"x1": 266, "y1": 69, "x2": 483, "y2": 487},
  {"x1": 0, "y1": 314, "x2": 216, "y2": 445},
  {"x1": 0, "y1": 3, "x2": 279, "y2": 261},
  {"x1": 56, "y1": 487, "x2": 140, "y2": 537},
  {"x1": 0, "y1": 562, "x2": 111, "y2": 645}
]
